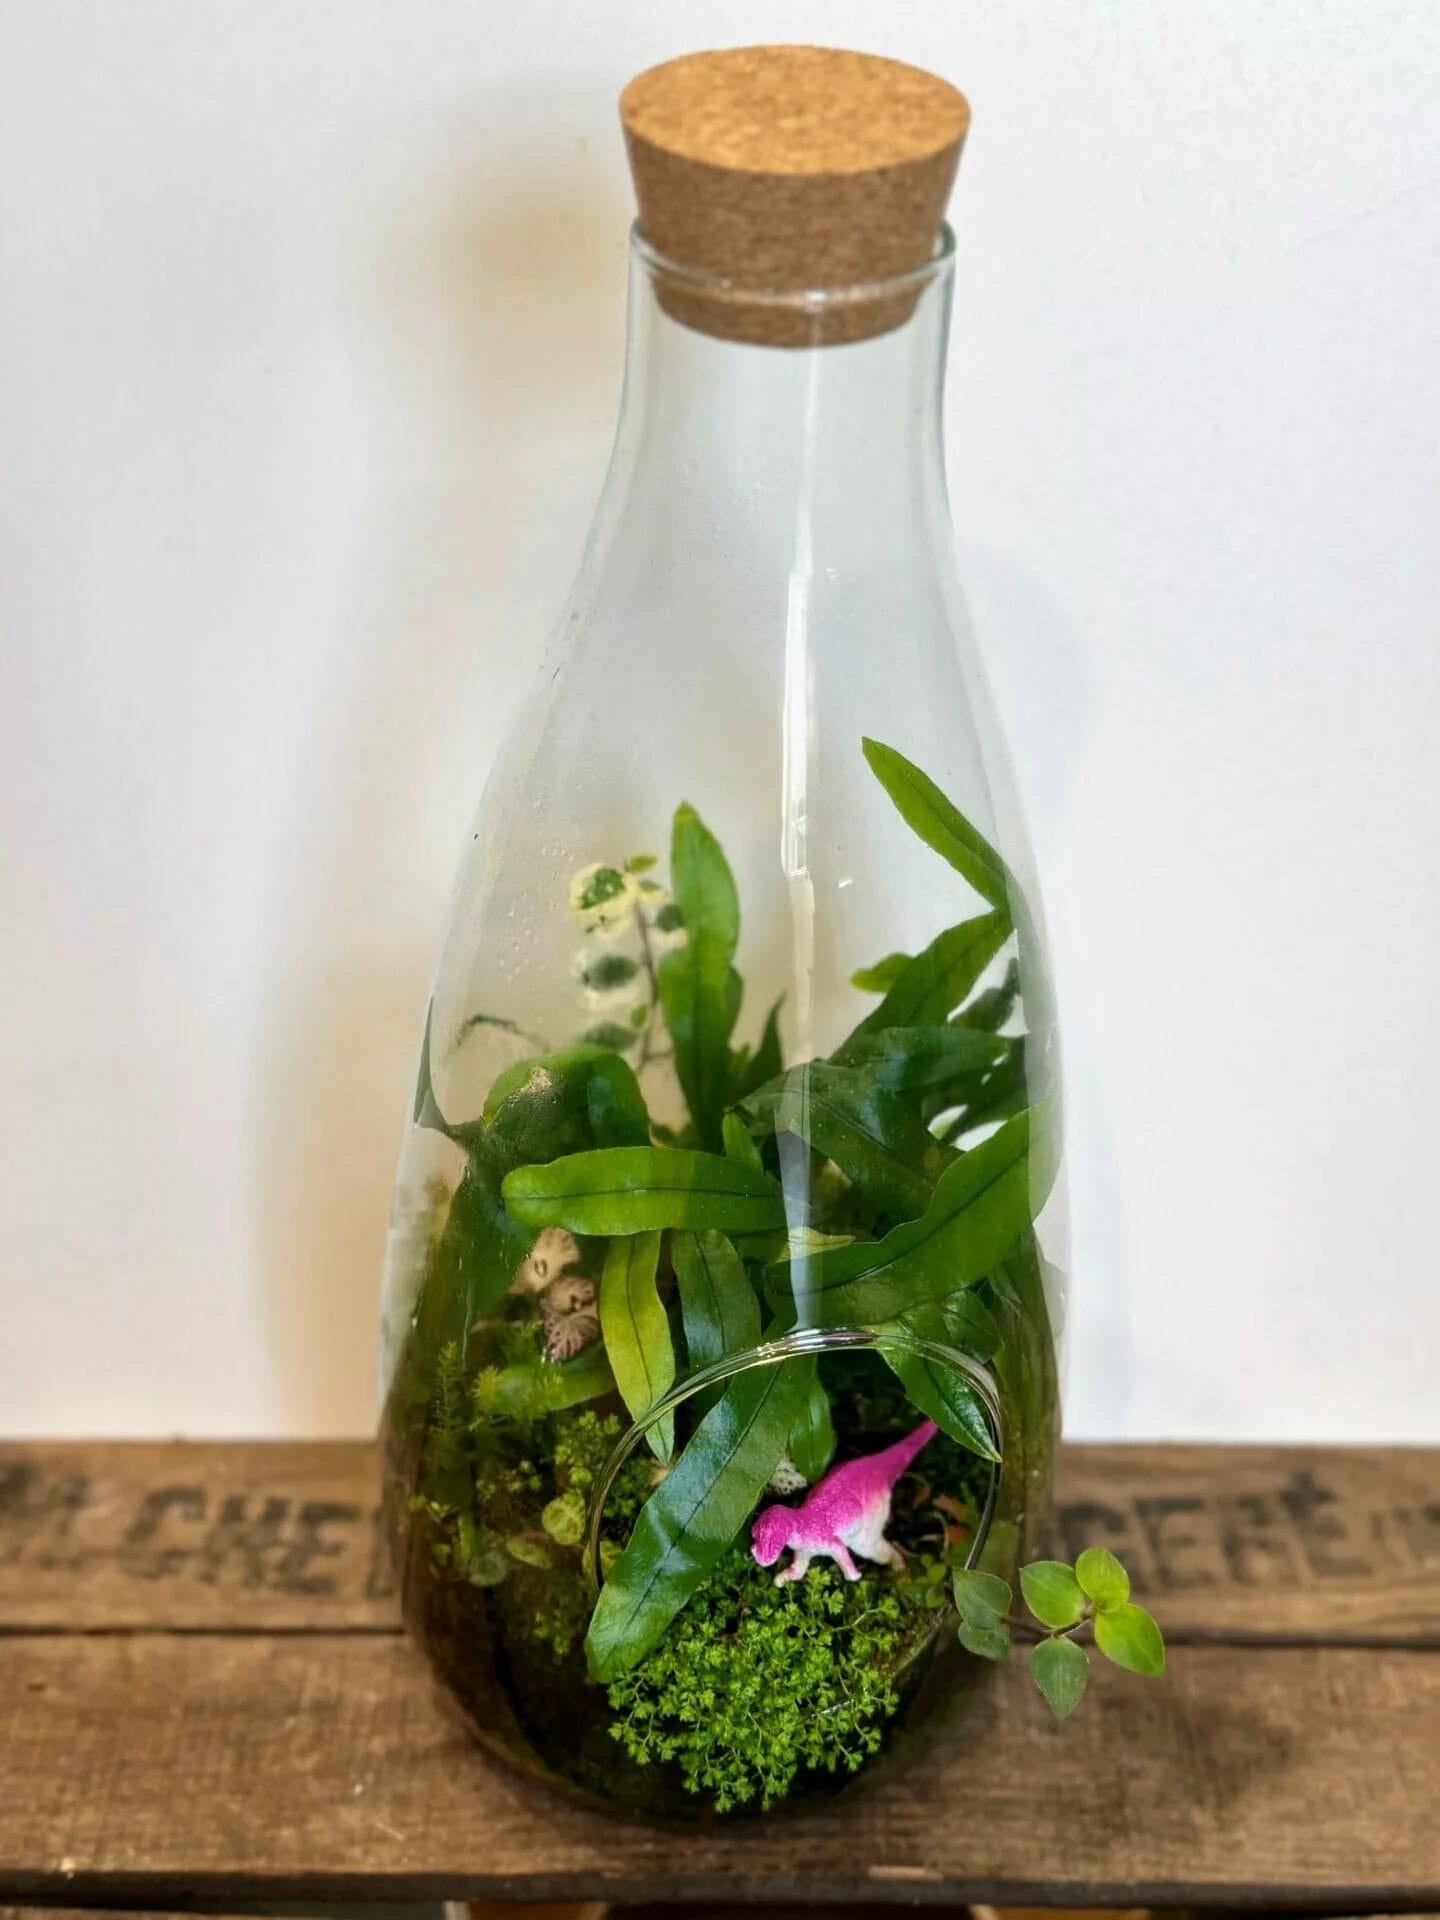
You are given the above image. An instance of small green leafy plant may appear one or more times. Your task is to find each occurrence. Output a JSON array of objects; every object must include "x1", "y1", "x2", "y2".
[
  {"x1": 385, "y1": 733, "x2": 1130, "y2": 1811},
  {"x1": 954, "y1": 1546, "x2": 1165, "y2": 1718},
  {"x1": 607, "y1": 1545, "x2": 909, "y2": 1812}
]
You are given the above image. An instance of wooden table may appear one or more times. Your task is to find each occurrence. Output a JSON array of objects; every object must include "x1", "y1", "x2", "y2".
[{"x1": 1, "y1": 1440, "x2": 1436, "y2": 1913}]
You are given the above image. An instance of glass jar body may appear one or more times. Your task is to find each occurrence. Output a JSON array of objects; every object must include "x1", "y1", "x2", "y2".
[{"x1": 378, "y1": 235, "x2": 1064, "y2": 1817}]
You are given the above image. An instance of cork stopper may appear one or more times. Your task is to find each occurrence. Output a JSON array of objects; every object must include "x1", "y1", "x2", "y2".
[{"x1": 620, "y1": 45, "x2": 969, "y2": 347}]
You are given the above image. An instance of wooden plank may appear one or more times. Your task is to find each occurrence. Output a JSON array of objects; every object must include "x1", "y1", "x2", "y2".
[
  {"x1": 5, "y1": 1907, "x2": 1438, "y2": 1919},
  {"x1": 1, "y1": 1440, "x2": 1435, "y2": 1640},
  {"x1": 0, "y1": 1441, "x2": 395, "y2": 1631},
  {"x1": 1053, "y1": 1442, "x2": 1440, "y2": 1644},
  {"x1": 0, "y1": 1909, "x2": 950, "y2": 1920},
  {"x1": 0, "y1": 1634, "x2": 1436, "y2": 1910},
  {"x1": 0, "y1": 1903, "x2": 1165, "y2": 1920}
]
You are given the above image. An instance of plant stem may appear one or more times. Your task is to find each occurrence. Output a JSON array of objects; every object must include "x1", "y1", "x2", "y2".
[
  {"x1": 633, "y1": 900, "x2": 662, "y2": 1070},
  {"x1": 999, "y1": 1613, "x2": 1047, "y2": 1641},
  {"x1": 998, "y1": 1613, "x2": 1093, "y2": 1645}
]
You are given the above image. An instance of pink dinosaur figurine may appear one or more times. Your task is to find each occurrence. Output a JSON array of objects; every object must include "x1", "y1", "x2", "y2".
[{"x1": 751, "y1": 1420, "x2": 937, "y2": 1585}]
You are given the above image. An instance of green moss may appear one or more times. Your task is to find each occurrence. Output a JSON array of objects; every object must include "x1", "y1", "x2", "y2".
[
  {"x1": 457, "y1": 1410, "x2": 657, "y2": 1661},
  {"x1": 553, "y1": 1409, "x2": 651, "y2": 1529},
  {"x1": 494, "y1": 1413, "x2": 655, "y2": 1660},
  {"x1": 605, "y1": 1546, "x2": 913, "y2": 1812}
]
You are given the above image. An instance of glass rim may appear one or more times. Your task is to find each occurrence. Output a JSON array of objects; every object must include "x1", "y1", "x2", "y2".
[
  {"x1": 582, "y1": 1322, "x2": 1002, "y2": 1600},
  {"x1": 629, "y1": 220, "x2": 957, "y2": 312}
]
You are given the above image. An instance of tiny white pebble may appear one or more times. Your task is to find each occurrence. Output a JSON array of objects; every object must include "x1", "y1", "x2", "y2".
[{"x1": 353, "y1": 1782, "x2": 365, "y2": 1796}]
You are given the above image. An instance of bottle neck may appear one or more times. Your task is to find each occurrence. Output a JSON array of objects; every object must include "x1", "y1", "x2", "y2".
[{"x1": 594, "y1": 236, "x2": 956, "y2": 574}]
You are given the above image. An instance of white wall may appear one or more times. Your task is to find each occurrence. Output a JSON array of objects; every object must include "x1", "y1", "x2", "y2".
[{"x1": 4, "y1": 2, "x2": 1438, "y2": 1441}]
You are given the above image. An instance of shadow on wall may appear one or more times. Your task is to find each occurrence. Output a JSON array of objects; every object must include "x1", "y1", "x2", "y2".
[
  {"x1": 252, "y1": 123, "x2": 628, "y2": 1433},
  {"x1": 952, "y1": 540, "x2": 1137, "y2": 1425}
]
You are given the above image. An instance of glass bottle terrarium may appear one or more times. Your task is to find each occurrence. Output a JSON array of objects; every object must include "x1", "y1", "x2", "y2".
[{"x1": 379, "y1": 46, "x2": 1064, "y2": 1818}]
